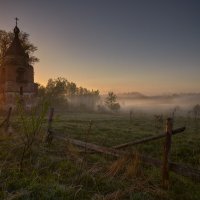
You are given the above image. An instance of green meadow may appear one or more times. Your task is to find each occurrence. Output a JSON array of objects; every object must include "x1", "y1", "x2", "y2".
[{"x1": 0, "y1": 111, "x2": 200, "y2": 200}]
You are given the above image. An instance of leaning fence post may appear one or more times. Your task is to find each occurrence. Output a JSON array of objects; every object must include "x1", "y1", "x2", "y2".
[
  {"x1": 162, "y1": 117, "x2": 173, "y2": 189},
  {"x1": 129, "y1": 110, "x2": 133, "y2": 122},
  {"x1": 45, "y1": 107, "x2": 54, "y2": 144},
  {"x1": 0, "y1": 107, "x2": 12, "y2": 133}
]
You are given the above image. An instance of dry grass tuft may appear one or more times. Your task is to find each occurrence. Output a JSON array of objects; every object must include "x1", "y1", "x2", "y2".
[
  {"x1": 106, "y1": 156, "x2": 127, "y2": 177},
  {"x1": 106, "y1": 152, "x2": 141, "y2": 178},
  {"x1": 124, "y1": 152, "x2": 141, "y2": 178},
  {"x1": 104, "y1": 190, "x2": 123, "y2": 200}
]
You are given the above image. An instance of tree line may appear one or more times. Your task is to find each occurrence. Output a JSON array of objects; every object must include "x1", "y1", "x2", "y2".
[
  {"x1": 37, "y1": 77, "x2": 120, "y2": 112},
  {"x1": 37, "y1": 77, "x2": 101, "y2": 111}
]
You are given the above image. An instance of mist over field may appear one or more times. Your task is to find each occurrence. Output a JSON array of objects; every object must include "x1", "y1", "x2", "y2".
[{"x1": 113, "y1": 92, "x2": 200, "y2": 114}]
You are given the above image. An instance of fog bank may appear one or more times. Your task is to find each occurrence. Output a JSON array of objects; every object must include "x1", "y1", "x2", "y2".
[{"x1": 116, "y1": 92, "x2": 200, "y2": 114}]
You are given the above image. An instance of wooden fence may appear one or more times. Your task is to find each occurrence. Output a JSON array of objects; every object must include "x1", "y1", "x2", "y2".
[
  {"x1": 1, "y1": 107, "x2": 200, "y2": 188},
  {"x1": 43, "y1": 108, "x2": 200, "y2": 185}
]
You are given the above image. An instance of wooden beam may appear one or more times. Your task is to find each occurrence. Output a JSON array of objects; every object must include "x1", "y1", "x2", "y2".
[
  {"x1": 55, "y1": 136, "x2": 123, "y2": 157},
  {"x1": 113, "y1": 127, "x2": 185, "y2": 149},
  {"x1": 169, "y1": 162, "x2": 200, "y2": 181}
]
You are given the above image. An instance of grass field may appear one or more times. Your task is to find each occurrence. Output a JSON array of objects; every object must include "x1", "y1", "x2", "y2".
[{"x1": 0, "y1": 111, "x2": 200, "y2": 199}]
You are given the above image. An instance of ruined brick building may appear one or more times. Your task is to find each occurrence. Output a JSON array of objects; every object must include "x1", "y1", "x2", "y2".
[{"x1": 0, "y1": 21, "x2": 37, "y2": 110}]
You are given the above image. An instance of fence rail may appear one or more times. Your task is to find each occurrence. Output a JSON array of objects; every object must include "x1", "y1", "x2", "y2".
[{"x1": 113, "y1": 127, "x2": 185, "y2": 149}]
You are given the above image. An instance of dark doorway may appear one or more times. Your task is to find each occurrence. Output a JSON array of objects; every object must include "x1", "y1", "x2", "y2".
[{"x1": 20, "y1": 86, "x2": 23, "y2": 96}]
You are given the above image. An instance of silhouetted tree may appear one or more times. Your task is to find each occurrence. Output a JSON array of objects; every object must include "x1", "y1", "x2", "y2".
[
  {"x1": 66, "y1": 82, "x2": 77, "y2": 96},
  {"x1": 105, "y1": 92, "x2": 120, "y2": 112},
  {"x1": 0, "y1": 30, "x2": 39, "y2": 66},
  {"x1": 46, "y1": 77, "x2": 68, "y2": 96},
  {"x1": 45, "y1": 77, "x2": 68, "y2": 108}
]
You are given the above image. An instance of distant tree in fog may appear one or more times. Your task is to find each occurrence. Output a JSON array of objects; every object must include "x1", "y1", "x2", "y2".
[
  {"x1": 171, "y1": 105, "x2": 181, "y2": 119},
  {"x1": 105, "y1": 92, "x2": 120, "y2": 112},
  {"x1": 105, "y1": 92, "x2": 116, "y2": 105}
]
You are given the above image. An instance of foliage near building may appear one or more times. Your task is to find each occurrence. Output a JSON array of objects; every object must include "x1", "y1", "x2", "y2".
[{"x1": 38, "y1": 77, "x2": 100, "y2": 111}]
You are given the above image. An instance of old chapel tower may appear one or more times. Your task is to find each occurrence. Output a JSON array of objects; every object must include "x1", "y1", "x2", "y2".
[{"x1": 0, "y1": 19, "x2": 37, "y2": 110}]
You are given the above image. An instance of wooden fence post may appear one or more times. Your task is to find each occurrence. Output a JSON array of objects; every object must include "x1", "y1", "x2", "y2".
[
  {"x1": 129, "y1": 110, "x2": 133, "y2": 122},
  {"x1": 45, "y1": 108, "x2": 54, "y2": 144},
  {"x1": 5, "y1": 107, "x2": 12, "y2": 133},
  {"x1": 162, "y1": 117, "x2": 173, "y2": 189},
  {"x1": 0, "y1": 107, "x2": 12, "y2": 133}
]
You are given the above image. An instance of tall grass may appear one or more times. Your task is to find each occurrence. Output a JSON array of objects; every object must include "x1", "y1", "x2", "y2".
[{"x1": 16, "y1": 99, "x2": 49, "y2": 170}]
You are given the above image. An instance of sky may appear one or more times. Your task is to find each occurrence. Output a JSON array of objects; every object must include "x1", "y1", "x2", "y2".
[{"x1": 0, "y1": 0, "x2": 200, "y2": 95}]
